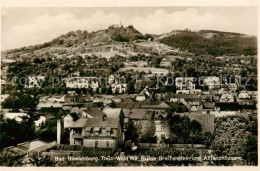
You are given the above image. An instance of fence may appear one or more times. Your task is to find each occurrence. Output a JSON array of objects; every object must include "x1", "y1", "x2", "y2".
[{"x1": 138, "y1": 143, "x2": 206, "y2": 148}]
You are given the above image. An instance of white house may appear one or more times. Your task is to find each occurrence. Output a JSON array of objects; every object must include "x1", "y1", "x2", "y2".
[
  {"x1": 65, "y1": 77, "x2": 99, "y2": 91},
  {"x1": 220, "y1": 93, "x2": 235, "y2": 103},
  {"x1": 4, "y1": 112, "x2": 29, "y2": 122},
  {"x1": 175, "y1": 77, "x2": 196, "y2": 90},
  {"x1": 203, "y1": 76, "x2": 220, "y2": 89},
  {"x1": 135, "y1": 95, "x2": 146, "y2": 102},
  {"x1": 111, "y1": 83, "x2": 127, "y2": 94},
  {"x1": 238, "y1": 91, "x2": 250, "y2": 99},
  {"x1": 154, "y1": 120, "x2": 170, "y2": 143},
  {"x1": 34, "y1": 116, "x2": 46, "y2": 127}
]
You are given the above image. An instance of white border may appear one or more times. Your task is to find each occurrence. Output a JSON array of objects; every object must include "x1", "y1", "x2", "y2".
[{"x1": 0, "y1": 0, "x2": 259, "y2": 170}]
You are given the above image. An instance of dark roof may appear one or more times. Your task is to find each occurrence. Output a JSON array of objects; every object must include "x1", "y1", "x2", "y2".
[
  {"x1": 84, "y1": 108, "x2": 105, "y2": 118},
  {"x1": 166, "y1": 94, "x2": 200, "y2": 100},
  {"x1": 154, "y1": 110, "x2": 167, "y2": 119},
  {"x1": 85, "y1": 118, "x2": 120, "y2": 128},
  {"x1": 45, "y1": 114, "x2": 55, "y2": 120},
  {"x1": 68, "y1": 113, "x2": 79, "y2": 121},
  {"x1": 201, "y1": 95, "x2": 213, "y2": 100},
  {"x1": 141, "y1": 102, "x2": 171, "y2": 110},
  {"x1": 122, "y1": 109, "x2": 152, "y2": 120},
  {"x1": 69, "y1": 118, "x2": 88, "y2": 128}
]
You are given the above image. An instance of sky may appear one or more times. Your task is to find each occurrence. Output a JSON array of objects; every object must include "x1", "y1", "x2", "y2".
[{"x1": 1, "y1": 7, "x2": 258, "y2": 50}]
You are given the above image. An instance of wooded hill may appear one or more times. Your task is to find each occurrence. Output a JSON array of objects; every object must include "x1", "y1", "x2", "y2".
[{"x1": 159, "y1": 29, "x2": 257, "y2": 56}]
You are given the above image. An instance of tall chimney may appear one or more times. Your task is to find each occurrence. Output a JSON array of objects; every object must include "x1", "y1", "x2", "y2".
[{"x1": 57, "y1": 120, "x2": 61, "y2": 144}]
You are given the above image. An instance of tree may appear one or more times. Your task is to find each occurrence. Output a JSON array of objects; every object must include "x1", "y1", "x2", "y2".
[
  {"x1": 167, "y1": 115, "x2": 203, "y2": 144},
  {"x1": 33, "y1": 57, "x2": 41, "y2": 64},
  {"x1": 2, "y1": 92, "x2": 39, "y2": 111},
  {"x1": 107, "y1": 86, "x2": 113, "y2": 95},
  {"x1": 124, "y1": 120, "x2": 138, "y2": 141},
  {"x1": 126, "y1": 81, "x2": 135, "y2": 94},
  {"x1": 201, "y1": 132, "x2": 213, "y2": 148},
  {"x1": 0, "y1": 115, "x2": 36, "y2": 149},
  {"x1": 190, "y1": 120, "x2": 202, "y2": 134},
  {"x1": 138, "y1": 122, "x2": 156, "y2": 143},
  {"x1": 101, "y1": 86, "x2": 107, "y2": 94}
]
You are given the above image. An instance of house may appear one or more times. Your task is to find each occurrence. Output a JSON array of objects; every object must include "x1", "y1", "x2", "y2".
[
  {"x1": 141, "y1": 102, "x2": 171, "y2": 111},
  {"x1": 84, "y1": 108, "x2": 105, "y2": 118},
  {"x1": 111, "y1": 83, "x2": 127, "y2": 94},
  {"x1": 135, "y1": 94, "x2": 146, "y2": 102},
  {"x1": 64, "y1": 94, "x2": 84, "y2": 103},
  {"x1": 213, "y1": 95, "x2": 220, "y2": 102},
  {"x1": 108, "y1": 74, "x2": 125, "y2": 84},
  {"x1": 0, "y1": 94, "x2": 9, "y2": 104},
  {"x1": 111, "y1": 94, "x2": 128, "y2": 103},
  {"x1": 37, "y1": 101, "x2": 63, "y2": 110},
  {"x1": 34, "y1": 116, "x2": 47, "y2": 127},
  {"x1": 140, "y1": 87, "x2": 151, "y2": 97},
  {"x1": 65, "y1": 77, "x2": 99, "y2": 91},
  {"x1": 67, "y1": 116, "x2": 123, "y2": 148},
  {"x1": 203, "y1": 76, "x2": 220, "y2": 89},
  {"x1": 247, "y1": 91, "x2": 257, "y2": 99},
  {"x1": 176, "y1": 90, "x2": 190, "y2": 94},
  {"x1": 2, "y1": 139, "x2": 56, "y2": 157},
  {"x1": 154, "y1": 120, "x2": 170, "y2": 142},
  {"x1": 47, "y1": 95, "x2": 65, "y2": 103},
  {"x1": 167, "y1": 94, "x2": 201, "y2": 103},
  {"x1": 63, "y1": 112, "x2": 81, "y2": 128},
  {"x1": 220, "y1": 93, "x2": 235, "y2": 103},
  {"x1": 238, "y1": 91, "x2": 250, "y2": 99},
  {"x1": 201, "y1": 95, "x2": 213, "y2": 102},
  {"x1": 122, "y1": 109, "x2": 153, "y2": 123},
  {"x1": 202, "y1": 102, "x2": 216, "y2": 110},
  {"x1": 102, "y1": 108, "x2": 125, "y2": 126},
  {"x1": 4, "y1": 112, "x2": 29, "y2": 122},
  {"x1": 155, "y1": 94, "x2": 166, "y2": 100},
  {"x1": 237, "y1": 98, "x2": 254, "y2": 105},
  {"x1": 189, "y1": 102, "x2": 202, "y2": 112},
  {"x1": 175, "y1": 77, "x2": 196, "y2": 90}
]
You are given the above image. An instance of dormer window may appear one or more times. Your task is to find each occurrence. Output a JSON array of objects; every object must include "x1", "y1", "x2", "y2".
[
  {"x1": 85, "y1": 127, "x2": 92, "y2": 135},
  {"x1": 106, "y1": 127, "x2": 111, "y2": 135},
  {"x1": 94, "y1": 127, "x2": 101, "y2": 135}
]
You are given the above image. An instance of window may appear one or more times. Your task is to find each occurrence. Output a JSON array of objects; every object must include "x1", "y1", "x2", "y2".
[
  {"x1": 161, "y1": 126, "x2": 164, "y2": 131},
  {"x1": 106, "y1": 141, "x2": 109, "y2": 148},
  {"x1": 161, "y1": 134, "x2": 165, "y2": 139},
  {"x1": 74, "y1": 129, "x2": 81, "y2": 135},
  {"x1": 95, "y1": 141, "x2": 98, "y2": 148}
]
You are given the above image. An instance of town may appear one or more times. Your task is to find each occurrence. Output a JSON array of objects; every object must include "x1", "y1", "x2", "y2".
[{"x1": 0, "y1": 24, "x2": 257, "y2": 166}]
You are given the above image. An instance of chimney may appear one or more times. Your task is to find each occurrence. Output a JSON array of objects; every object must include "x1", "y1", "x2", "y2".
[
  {"x1": 102, "y1": 114, "x2": 106, "y2": 121},
  {"x1": 57, "y1": 120, "x2": 61, "y2": 144}
]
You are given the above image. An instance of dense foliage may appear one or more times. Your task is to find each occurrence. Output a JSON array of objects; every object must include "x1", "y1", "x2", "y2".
[
  {"x1": 0, "y1": 115, "x2": 36, "y2": 149},
  {"x1": 212, "y1": 116, "x2": 257, "y2": 165},
  {"x1": 160, "y1": 30, "x2": 257, "y2": 56},
  {"x1": 166, "y1": 115, "x2": 213, "y2": 146}
]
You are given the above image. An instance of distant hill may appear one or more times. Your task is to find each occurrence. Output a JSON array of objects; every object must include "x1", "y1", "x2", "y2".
[
  {"x1": 3, "y1": 26, "x2": 257, "y2": 57},
  {"x1": 158, "y1": 29, "x2": 257, "y2": 56},
  {"x1": 5, "y1": 25, "x2": 153, "y2": 54}
]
